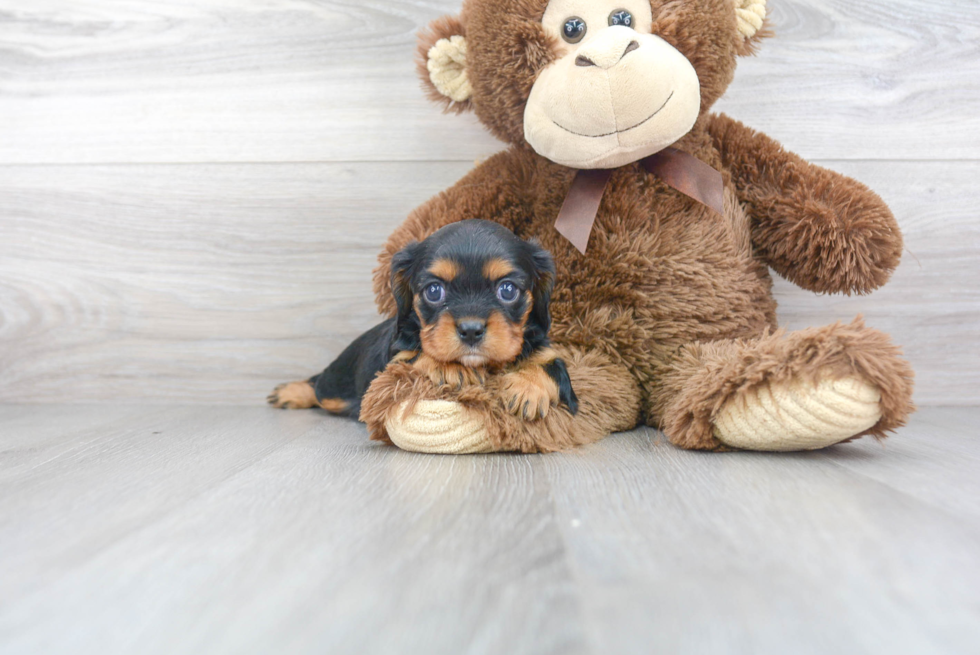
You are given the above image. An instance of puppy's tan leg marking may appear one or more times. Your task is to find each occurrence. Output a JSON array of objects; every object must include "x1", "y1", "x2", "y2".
[
  {"x1": 391, "y1": 350, "x2": 419, "y2": 363},
  {"x1": 268, "y1": 380, "x2": 318, "y2": 410},
  {"x1": 318, "y1": 397, "x2": 351, "y2": 414}
]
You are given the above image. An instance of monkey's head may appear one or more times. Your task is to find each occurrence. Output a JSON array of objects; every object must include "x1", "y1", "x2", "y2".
[{"x1": 419, "y1": 0, "x2": 769, "y2": 169}]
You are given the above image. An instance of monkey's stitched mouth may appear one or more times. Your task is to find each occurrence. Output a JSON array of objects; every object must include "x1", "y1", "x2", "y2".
[{"x1": 550, "y1": 90, "x2": 674, "y2": 138}]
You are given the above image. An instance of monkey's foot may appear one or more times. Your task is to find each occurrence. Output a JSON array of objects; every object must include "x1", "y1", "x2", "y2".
[
  {"x1": 385, "y1": 400, "x2": 494, "y2": 454},
  {"x1": 712, "y1": 375, "x2": 882, "y2": 452}
]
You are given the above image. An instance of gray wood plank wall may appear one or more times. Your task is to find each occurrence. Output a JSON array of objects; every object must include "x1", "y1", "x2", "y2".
[{"x1": 1, "y1": 0, "x2": 977, "y2": 406}]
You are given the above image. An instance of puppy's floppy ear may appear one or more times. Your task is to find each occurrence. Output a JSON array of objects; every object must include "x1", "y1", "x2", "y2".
[
  {"x1": 522, "y1": 239, "x2": 556, "y2": 353},
  {"x1": 390, "y1": 242, "x2": 423, "y2": 351}
]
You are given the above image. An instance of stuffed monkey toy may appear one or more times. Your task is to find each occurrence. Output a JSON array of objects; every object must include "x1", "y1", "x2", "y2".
[{"x1": 358, "y1": 0, "x2": 914, "y2": 453}]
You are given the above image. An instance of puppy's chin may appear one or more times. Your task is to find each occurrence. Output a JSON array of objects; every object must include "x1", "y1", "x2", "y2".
[{"x1": 459, "y1": 354, "x2": 489, "y2": 368}]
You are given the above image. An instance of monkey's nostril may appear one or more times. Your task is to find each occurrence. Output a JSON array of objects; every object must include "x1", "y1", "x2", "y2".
[
  {"x1": 623, "y1": 41, "x2": 639, "y2": 58},
  {"x1": 575, "y1": 55, "x2": 596, "y2": 67},
  {"x1": 457, "y1": 320, "x2": 486, "y2": 346}
]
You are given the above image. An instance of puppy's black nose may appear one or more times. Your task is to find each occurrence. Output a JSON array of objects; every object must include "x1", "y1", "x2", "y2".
[{"x1": 456, "y1": 320, "x2": 486, "y2": 346}]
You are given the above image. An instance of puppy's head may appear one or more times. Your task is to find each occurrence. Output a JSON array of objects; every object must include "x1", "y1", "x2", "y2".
[{"x1": 390, "y1": 220, "x2": 555, "y2": 367}]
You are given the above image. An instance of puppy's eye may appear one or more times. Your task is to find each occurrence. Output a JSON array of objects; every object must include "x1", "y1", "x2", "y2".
[
  {"x1": 562, "y1": 17, "x2": 586, "y2": 44},
  {"x1": 497, "y1": 281, "x2": 519, "y2": 304},
  {"x1": 423, "y1": 282, "x2": 445, "y2": 304},
  {"x1": 608, "y1": 9, "x2": 633, "y2": 27}
]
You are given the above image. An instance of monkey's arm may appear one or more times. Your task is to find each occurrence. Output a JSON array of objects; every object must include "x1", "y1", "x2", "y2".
[
  {"x1": 706, "y1": 113, "x2": 902, "y2": 295},
  {"x1": 373, "y1": 148, "x2": 530, "y2": 316}
]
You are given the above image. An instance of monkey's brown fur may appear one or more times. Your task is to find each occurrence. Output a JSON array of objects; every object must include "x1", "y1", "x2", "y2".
[{"x1": 363, "y1": 0, "x2": 914, "y2": 452}]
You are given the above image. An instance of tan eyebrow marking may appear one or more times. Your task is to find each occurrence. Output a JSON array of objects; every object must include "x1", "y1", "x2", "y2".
[
  {"x1": 483, "y1": 258, "x2": 515, "y2": 280},
  {"x1": 428, "y1": 258, "x2": 460, "y2": 281}
]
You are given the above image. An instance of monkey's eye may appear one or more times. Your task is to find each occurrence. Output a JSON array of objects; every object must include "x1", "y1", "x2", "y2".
[
  {"x1": 497, "y1": 281, "x2": 520, "y2": 304},
  {"x1": 562, "y1": 17, "x2": 587, "y2": 44},
  {"x1": 608, "y1": 9, "x2": 633, "y2": 27},
  {"x1": 423, "y1": 282, "x2": 445, "y2": 304}
]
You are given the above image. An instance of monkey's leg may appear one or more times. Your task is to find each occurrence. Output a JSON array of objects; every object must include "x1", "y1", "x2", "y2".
[
  {"x1": 653, "y1": 319, "x2": 914, "y2": 452},
  {"x1": 359, "y1": 346, "x2": 641, "y2": 453}
]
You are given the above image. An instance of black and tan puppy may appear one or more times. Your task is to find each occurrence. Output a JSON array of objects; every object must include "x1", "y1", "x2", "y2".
[{"x1": 269, "y1": 219, "x2": 577, "y2": 421}]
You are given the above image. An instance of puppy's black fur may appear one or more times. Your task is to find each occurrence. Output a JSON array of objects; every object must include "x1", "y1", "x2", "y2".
[
  {"x1": 271, "y1": 219, "x2": 577, "y2": 418},
  {"x1": 305, "y1": 318, "x2": 399, "y2": 417}
]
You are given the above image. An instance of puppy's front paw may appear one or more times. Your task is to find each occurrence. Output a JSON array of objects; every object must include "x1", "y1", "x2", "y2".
[
  {"x1": 500, "y1": 365, "x2": 560, "y2": 420},
  {"x1": 412, "y1": 354, "x2": 485, "y2": 389}
]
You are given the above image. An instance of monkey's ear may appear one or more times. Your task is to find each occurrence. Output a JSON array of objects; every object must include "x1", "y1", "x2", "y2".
[
  {"x1": 390, "y1": 242, "x2": 421, "y2": 324},
  {"x1": 733, "y1": 0, "x2": 771, "y2": 56},
  {"x1": 523, "y1": 240, "x2": 556, "y2": 353},
  {"x1": 417, "y1": 15, "x2": 473, "y2": 113}
]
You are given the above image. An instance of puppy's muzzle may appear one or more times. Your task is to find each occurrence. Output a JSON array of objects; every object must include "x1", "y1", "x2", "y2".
[{"x1": 456, "y1": 319, "x2": 486, "y2": 346}]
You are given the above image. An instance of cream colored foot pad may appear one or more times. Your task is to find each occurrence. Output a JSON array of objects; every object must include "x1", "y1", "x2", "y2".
[
  {"x1": 713, "y1": 376, "x2": 881, "y2": 452},
  {"x1": 386, "y1": 400, "x2": 494, "y2": 454}
]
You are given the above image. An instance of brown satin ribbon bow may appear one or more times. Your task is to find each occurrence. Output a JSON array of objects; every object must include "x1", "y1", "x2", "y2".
[{"x1": 554, "y1": 147, "x2": 725, "y2": 254}]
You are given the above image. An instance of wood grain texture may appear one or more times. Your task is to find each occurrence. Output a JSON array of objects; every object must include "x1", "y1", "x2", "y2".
[
  {"x1": 0, "y1": 0, "x2": 977, "y2": 164},
  {"x1": 1, "y1": 2, "x2": 976, "y2": 651},
  {"x1": 0, "y1": 405, "x2": 977, "y2": 654},
  {"x1": 0, "y1": 406, "x2": 589, "y2": 655},
  {"x1": 1, "y1": 160, "x2": 976, "y2": 405},
  {"x1": 0, "y1": 0, "x2": 977, "y2": 406},
  {"x1": 541, "y1": 419, "x2": 980, "y2": 654}
]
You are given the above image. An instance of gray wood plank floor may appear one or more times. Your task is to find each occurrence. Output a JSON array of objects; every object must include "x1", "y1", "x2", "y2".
[{"x1": 1, "y1": 405, "x2": 978, "y2": 654}]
